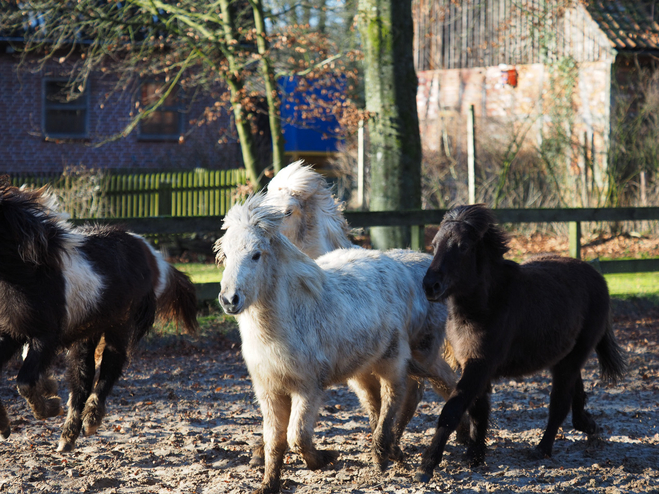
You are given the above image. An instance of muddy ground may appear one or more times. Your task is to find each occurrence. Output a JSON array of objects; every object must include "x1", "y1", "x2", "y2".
[{"x1": 0, "y1": 304, "x2": 657, "y2": 494}]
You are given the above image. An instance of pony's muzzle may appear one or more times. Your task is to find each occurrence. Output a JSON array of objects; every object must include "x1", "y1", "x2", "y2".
[
  {"x1": 219, "y1": 290, "x2": 243, "y2": 315},
  {"x1": 422, "y1": 274, "x2": 446, "y2": 302}
]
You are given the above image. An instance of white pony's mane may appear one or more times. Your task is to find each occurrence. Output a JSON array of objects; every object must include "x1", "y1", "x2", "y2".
[
  {"x1": 265, "y1": 160, "x2": 352, "y2": 255},
  {"x1": 220, "y1": 193, "x2": 284, "y2": 237}
]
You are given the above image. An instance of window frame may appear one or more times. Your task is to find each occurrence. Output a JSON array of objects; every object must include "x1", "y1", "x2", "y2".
[
  {"x1": 42, "y1": 77, "x2": 91, "y2": 140},
  {"x1": 137, "y1": 81, "x2": 185, "y2": 141}
]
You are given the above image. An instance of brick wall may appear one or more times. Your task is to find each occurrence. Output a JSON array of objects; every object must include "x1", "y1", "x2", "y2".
[
  {"x1": 417, "y1": 61, "x2": 613, "y2": 195},
  {"x1": 0, "y1": 55, "x2": 241, "y2": 173}
]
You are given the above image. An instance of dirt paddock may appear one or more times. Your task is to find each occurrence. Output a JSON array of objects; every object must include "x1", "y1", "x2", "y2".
[{"x1": 0, "y1": 311, "x2": 657, "y2": 494}]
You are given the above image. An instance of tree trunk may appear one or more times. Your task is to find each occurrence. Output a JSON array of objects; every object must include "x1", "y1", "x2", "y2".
[
  {"x1": 357, "y1": 0, "x2": 422, "y2": 250},
  {"x1": 249, "y1": 0, "x2": 286, "y2": 175},
  {"x1": 219, "y1": 0, "x2": 263, "y2": 190}
]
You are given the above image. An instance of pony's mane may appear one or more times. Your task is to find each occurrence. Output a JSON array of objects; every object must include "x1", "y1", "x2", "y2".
[
  {"x1": 0, "y1": 181, "x2": 80, "y2": 265},
  {"x1": 267, "y1": 161, "x2": 352, "y2": 250},
  {"x1": 444, "y1": 204, "x2": 510, "y2": 257},
  {"x1": 214, "y1": 193, "x2": 284, "y2": 262},
  {"x1": 221, "y1": 193, "x2": 284, "y2": 236}
]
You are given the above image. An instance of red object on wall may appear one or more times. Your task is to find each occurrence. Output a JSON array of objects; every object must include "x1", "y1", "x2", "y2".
[{"x1": 502, "y1": 68, "x2": 518, "y2": 87}]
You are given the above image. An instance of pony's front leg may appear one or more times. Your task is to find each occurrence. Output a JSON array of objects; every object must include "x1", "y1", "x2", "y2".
[
  {"x1": 415, "y1": 359, "x2": 493, "y2": 482},
  {"x1": 255, "y1": 391, "x2": 291, "y2": 494},
  {"x1": 17, "y1": 339, "x2": 62, "y2": 420},
  {"x1": 58, "y1": 338, "x2": 100, "y2": 452},
  {"x1": 288, "y1": 390, "x2": 339, "y2": 471},
  {"x1": 0, "y1": 335, "x2": 22, "y2": 439}
]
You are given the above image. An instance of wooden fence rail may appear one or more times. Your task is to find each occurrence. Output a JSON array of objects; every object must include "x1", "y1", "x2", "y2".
[
  {"x1": 9, "y1": 169, "x2": 247, "y2": 218},
  {"x1": 72, "y1": 206, "x2": 659, "y2": 276}
]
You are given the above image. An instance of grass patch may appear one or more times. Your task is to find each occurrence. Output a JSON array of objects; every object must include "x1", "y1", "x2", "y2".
[
  {"x1": 144, "y1": 305, "x2": 240, "y2": 351},
  {"x1": 605, "y1": 272, "x2": 659, "y2": 310},
  {"x1": 174, "y1": 263, "x2": 222, "y2": 283}
]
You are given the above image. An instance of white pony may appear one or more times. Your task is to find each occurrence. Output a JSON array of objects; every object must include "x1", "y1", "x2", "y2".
[
  {"x1": 262, "y1": 161, "x2": 462, "y2": 441},
  {"x1": 216, "y1": 195, "x2": 421, "y2": 494}
]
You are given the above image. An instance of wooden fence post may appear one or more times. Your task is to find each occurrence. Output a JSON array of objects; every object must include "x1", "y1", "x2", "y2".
[
  {"x1": 158, "y1": 181, "x2": 173, "y2": 217},
  {"x1": 411, "y1": 224, "x2": 424, "y2": 252},
  {"x1": 357, "y1": 119, "x2": 365, "y2": 211},
  {"x1": 569, "y1": 221, "x2": 581, "y2": 259},
  {"x1": 467, "y1": 104, "x2": 476, "y2": 204}
]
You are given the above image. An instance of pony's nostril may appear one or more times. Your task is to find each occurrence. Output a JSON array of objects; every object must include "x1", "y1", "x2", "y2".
[{"x1": 231, "y1": 294, "x2": 240, "y2": 306}]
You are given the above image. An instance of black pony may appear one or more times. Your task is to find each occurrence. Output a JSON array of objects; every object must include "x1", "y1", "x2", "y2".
[
  {"x1": 0, "y1": 181, "x2": 198, "y2": 451},
  {"x1": 416, "y1": 204, "x2": 626, "y2": 481}
]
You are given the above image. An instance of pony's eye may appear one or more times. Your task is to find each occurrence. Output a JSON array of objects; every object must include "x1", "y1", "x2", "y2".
[
  {"x1": 252, "y1": 252, "x2": 261, "y2": 261},
  {"x1": 284, "y1": 209, "x2": 293, "y2": 217}
]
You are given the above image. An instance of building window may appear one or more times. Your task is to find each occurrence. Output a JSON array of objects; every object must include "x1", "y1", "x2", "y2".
[
  {"x1": 139, "y1": 81, "x2": 184, "y2": 140},
  {"x1": 43, "y1": 79, "x2": 90, "y2": 139}
]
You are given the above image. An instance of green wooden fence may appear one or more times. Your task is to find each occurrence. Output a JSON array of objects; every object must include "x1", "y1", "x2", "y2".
[{"x1": 9, "y1": 169, "x2": 247, "y2": 219}]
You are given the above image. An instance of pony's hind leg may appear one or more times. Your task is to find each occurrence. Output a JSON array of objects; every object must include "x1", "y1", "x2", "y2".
[
  {"x1": 372, "y1": 359, "x2": 408, "y2": 472},
  {"x1": 571, "y1": 374, "x2": 600, "y2": 438},
  {"x1": 392, "y1": 377, "x2": 424, "y2": 461},
  {"x1": 287, "y1": 390, "x2": 339, "y2": 471},
  {"x1": 348, "y1": 373, "x2": 382, "y2": 435},
  {"x1": 58, "y1": 337, "x2": 101, "y2": 452},
  {"x1": 17, "y1": 339, "x2": 62, "y2": 420},
  {"x1": 0, "y1": 335, "x2": 23, "y2": 439},
  {"x1": 536, "y1": 363, "x2": 581, "y2": 458},
  {"x1": 81, "y1": 334, "x2": 128, "y2": 436}
]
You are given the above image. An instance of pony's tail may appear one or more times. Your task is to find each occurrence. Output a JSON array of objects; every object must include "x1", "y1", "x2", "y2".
[
  {"x1": 596, "y1": 315, "x2": 626, "y2": 384},
  {"x1": 156, "y1": 267, "x2": 199, "y2": 335}
]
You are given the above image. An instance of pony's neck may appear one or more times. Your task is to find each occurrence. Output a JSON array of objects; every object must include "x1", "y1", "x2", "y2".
[
  {"x1": 307, "y1": 195, "x2": 352, "y2": 255},
  {"x1": 451, "y1": 254, "x2": 510, "y2": 321},
  {"x1": 266, "y1": 234, "x2": 326, "y2": 307}
]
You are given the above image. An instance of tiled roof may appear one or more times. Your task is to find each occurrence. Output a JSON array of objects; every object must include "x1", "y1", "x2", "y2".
[{"x1": 586, "y1": 0, "x2": 659, "y2": 51}]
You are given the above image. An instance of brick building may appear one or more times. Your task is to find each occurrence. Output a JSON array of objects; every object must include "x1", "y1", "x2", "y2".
[
  {"x1": 413, "y1": 0, "x2": 659, "y2": 204},
  {"x1": 0, "y1": 47, "x2": 241, "y2": 173}
]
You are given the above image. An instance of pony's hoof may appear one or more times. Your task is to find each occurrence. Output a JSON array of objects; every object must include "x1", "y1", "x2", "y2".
[
  {"x1": 455, "y1": 420, "x2": 471, "y2": 445},
  {"x1": 529, "y1": 445, "x2": 551, "y2": 460},
  {"x1": 44, "y1": 397, "x2": 64, "y2": 418},
  {"x1": 466, "y1": 444, "x2": 486, "y2": 467},
  {"x1": 389, "y1": 445, "x2": 405, "y2": 462},
  {"x1": 56, "y1": 440, "x2": 75, "y2": 453},
  {"x1": 376, "y1": 456, "x2": 390, "y2": 473},
  {"x1": 0, "y1": 426, "x2": 10, "y2": 440},
  {"x1": 414, "y1": 471, "x2": 432, "y2": 483},
  {"x1": 252, "y1": 485, "x2": 279, "y2": 494},
  {"x1": 38, "y1": 375, "x2": 59, "y2": 398},
  {"x1": 305, "y1": 449, "x2": 339, "y2": 471},
  {"x1": 250, "y1": 442, "x2": 265, "y2": 467},
  {"x1": 82, "y1": 396, "x2": 105, "y2": 436}
]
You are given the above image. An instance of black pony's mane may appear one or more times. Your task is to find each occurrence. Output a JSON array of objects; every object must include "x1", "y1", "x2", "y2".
[
  {"x1": 0, "y1": 181, "x2": 71, "y2": 266},
  {"x1": 443, "y1": 204, "x2": 510, "y2": 258}
]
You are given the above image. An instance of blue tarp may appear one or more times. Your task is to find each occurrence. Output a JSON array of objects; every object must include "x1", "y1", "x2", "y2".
[{"x1": 279, "y1": 76, "x2": 343, "y2": 153}]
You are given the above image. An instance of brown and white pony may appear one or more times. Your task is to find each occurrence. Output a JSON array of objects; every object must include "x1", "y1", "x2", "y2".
[{"x1": 0, "y1": 180, "x2": 198, "y2": 451}]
